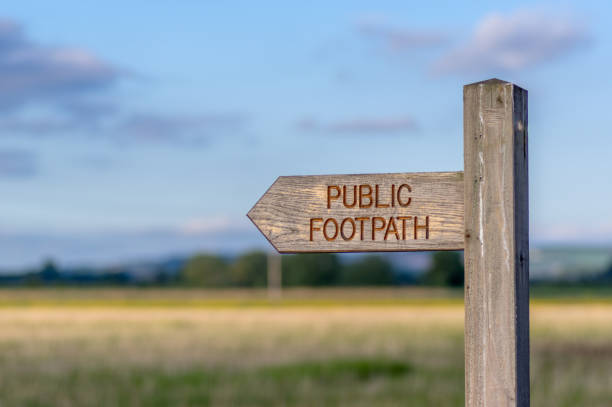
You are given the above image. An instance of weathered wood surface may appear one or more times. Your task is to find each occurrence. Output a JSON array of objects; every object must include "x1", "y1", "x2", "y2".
[
  {"x1": 464, "y1": 79, "x2": 529, "y2": 407},
  {"x1": 248, "y1": 172, "x2": 464, "y2": 253}
]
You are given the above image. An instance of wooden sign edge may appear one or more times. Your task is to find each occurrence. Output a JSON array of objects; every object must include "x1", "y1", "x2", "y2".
[{"x1": 247, "y1": 176, "x2": 283, "y2": 253}]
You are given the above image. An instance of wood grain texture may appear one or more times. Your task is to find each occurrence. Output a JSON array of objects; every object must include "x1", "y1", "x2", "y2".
[
  {"x1": 464, "y1": 79, "x2": 529, "y2": 407},
  {"x1": 248, "y1": 172, "x2": 464, "y2": 253}
]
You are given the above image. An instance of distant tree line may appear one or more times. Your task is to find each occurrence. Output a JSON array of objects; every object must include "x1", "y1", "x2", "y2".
[
  {"x1": 4, "y1": 251, "x2": 612, "y2": 288},
  {"x1": 181, "y1": 252, "x2": 395, "y2": 287},
  {"x1": 603, "y1": 264, "x2": 612, "y2": 282},
  {"x1": 180, "y1": 251, "x2": 464, "y2": 288},
  {"x1": 0, "y1": 259, "x2": 131, "y2": 286},
  {"x1": 0, "y1": 251, "x2": 468, "y2": 287}
]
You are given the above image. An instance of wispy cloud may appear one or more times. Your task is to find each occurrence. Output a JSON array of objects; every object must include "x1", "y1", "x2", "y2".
[
  {"x1": 0, "y1": 18, "x2": 249, "y2": 147},
  {"x1": 115, "y1": 112, "x2": 248, "y2": 144},
  {"x1": 356, "y1": 17, "x2": 446, "y2": 52},
  {"x1": 297, "y1": 115, "x2": 418, "y2": 135},
  {"x1": 433, "y1": 9, "x2": 590, "y2": 74},
  {"x1": 0, "y1": 117, "x2": 82, "y2": 135},
  {"x1": 0, "y1": 111, "x2": 249, "y2": 147},
  {"x1": 177, "y1": 216, "x2": 248, "y2": 236},
  {"x1": 533, "y1": 222, "x2": 612, "y2": 245},
  {"x1": 0, "y1": 17, "x2": 121, "y2": 137},
  {"x1": 0, "y1": 148, "x2": 37, "y2": 178},
  {"x1": 60, "y1": 99, "x2": 119, "y2": 122},
  {"x1": 0, "y1": 18, "x2": 121, "y2": 110}
]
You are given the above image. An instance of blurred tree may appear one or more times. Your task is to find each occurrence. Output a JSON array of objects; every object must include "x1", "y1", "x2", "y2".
[
  {"x1": 339, "y1": 255, "x2": 395, "y2": 286},
  {"x1": 229, "y1": 251, "x2": 267, "y2": 287},
  {"x1": 422, "y1": 251, "x2": 464, "y2": 287},
  {"x1": 600, "y1": 261, "x2": 612, "y2": 282},
  {"x1": 181, "y1": 254, "x2": 230, "y2": 287},
  {"x1": 40, "y1": 259, "x2": 60, "y2": 281},
  {"x1": 282, "y1": 253, "x2": 340, "y2": 286},
  {"x1": 24, "y1": 259, "x2": 60, "y2": 286}
]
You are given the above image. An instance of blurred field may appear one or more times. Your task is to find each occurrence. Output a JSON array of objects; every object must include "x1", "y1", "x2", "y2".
[{"x1": 0, "y1": 288, "x2": 611, "y2": 406}]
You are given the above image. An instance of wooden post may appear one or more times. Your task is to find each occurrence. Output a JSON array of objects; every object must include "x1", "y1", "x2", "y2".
[
  {"x1": 464, "y1": 79, "x2": 529, "y2": 406},
  {"x1": 267, "y1": 252, "x2": 282, "y2": 299}
]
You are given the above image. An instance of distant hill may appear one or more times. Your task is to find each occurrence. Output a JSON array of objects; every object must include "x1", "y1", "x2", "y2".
[{"x1": 530, "y1": 247, "x2": 612, "y2": 281}]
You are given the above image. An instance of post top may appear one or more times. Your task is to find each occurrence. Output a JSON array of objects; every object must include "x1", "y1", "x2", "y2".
[{"x1": 464, "y1": 78, "x2": 526, "y2": 91}]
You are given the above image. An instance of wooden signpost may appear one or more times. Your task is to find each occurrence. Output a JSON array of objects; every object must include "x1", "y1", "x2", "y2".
[{"x1": 248, "y1": 79, "x2": 529, "y2": 407}]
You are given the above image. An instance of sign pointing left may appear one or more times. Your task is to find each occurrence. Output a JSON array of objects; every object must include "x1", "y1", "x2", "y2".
[{"x1": 248, "y1": 171, "x2": 465, "y2": 253}]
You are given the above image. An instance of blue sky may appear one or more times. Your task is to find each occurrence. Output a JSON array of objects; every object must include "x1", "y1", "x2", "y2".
[{"x1": 0, "y1": 1, "x2": 611, "y2": 268}]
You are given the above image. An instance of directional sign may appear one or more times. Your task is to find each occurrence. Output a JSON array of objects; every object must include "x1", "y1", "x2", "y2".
[
  {"x1": 247, "y1": 79, "x2": 530, "y2": 406},
  {"x1": 248, "y1": 171, "x2": 464, "y2": 253}
]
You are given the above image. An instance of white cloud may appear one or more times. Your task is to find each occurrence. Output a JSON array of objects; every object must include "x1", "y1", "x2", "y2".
[{"x1": 433, "y1": 9, "x2": 590, "y2": 74}]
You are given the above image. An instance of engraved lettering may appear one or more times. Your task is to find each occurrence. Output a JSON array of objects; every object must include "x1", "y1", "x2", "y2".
[
  {"x1": 323, "y1": 218, "x2": 339, "y2": 241},
  {"x1": 313, "y1": 183, "x2": 432, "y2": 244},
  {"x1": 396, "y1": 216, "x2": 412, "y2": 240},
  {"x1": 340, "y1": 217, "x2": 356, "y2": 241},
  {"x1": 327, "y1": 185, "x2": 341, "y2": 209},
  {"x1": 310, "y1": 218, "x2": 323, "y2": 241},
  {"x1": 359, "y1": 185, "x2": 373, "y2": 208},
  {"x1": 414, "y1": 215, "x2": 429, "y2": 239},
  {"x1": 355, "y1": 217, "x2": 369, "y2": 241},
  {"x1": 371, "y1": 216, "x2": 386, "y2": 240},
  {"x1": 375, "y1": 184, "x2": 390, "y2": 208},
  {"x1": 342, "y1": 185, "x2": 357, "y2": 208},
  {"x1": 397, "y1": 184, "x2": 411, "y2": 207},
  {"x1": 384, "y1": 216, "x2": 400, "y2": 240}
]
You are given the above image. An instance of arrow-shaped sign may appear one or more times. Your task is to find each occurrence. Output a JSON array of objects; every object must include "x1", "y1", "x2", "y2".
[{"x1": 248, "y1": 171, "x2": 464, "y2": 253}]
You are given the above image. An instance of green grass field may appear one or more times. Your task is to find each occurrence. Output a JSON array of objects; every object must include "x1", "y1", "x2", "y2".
[{"x1": 0, "y1": 287, "x2": 611, "y2": 406}]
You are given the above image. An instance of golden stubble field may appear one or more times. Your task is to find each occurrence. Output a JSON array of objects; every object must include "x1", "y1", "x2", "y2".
[{"x1": 0, "y1": 288, "x2": 611, "y2": 406}]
